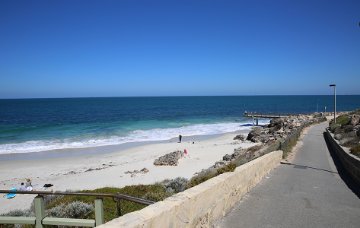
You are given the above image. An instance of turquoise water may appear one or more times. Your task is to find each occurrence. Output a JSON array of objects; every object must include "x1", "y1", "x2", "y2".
[{"x1": 0, "y1": 96, "x2": 359, "y2": 154}]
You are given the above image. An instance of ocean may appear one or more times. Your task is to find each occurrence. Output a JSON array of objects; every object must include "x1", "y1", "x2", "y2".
[{"x1": 0, "y1": 95, "x2": 359, "y2": 155}]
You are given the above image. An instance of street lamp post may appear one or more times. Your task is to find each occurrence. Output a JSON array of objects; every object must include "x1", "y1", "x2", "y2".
[{"x1": 329, "y1": 84, "x2": 336, "y2": 123}]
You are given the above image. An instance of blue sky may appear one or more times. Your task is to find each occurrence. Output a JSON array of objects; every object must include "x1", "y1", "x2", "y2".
[{"x1": 0, "y1": 0, "x2": 359, "y2": 98}]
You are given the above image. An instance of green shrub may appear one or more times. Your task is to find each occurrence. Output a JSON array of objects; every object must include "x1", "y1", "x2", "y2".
[
  {"x1": 47, "y1": 201, "x2": 93, "y2": 218},
  {"x1": 161, "y1": 177, "x2": 188, "y2": 193},
  {"x1": 143, "y1": 191, "x2": 171, "y2": 201},
  {"x1": 187, "y1": 169, "x2": 218, "y2": 189},
  {"x1": 350, "y1": 144, "x2": 360, "y2": 158},
  {"x1": 232, "y1": 157, "x2": 249, "y2": 167},
  {"x1": 336, "y1": 115, "x2": 350, "y2": 126},
  {"x1": 45, "y1": 184, "x2": 168, "y2": 222},
  {"x1": 330, "y1": 123, "x2": 341, "y2": 133},
  {"x1": 1, "y1": 209, "x2": 31, "y2": 217},
  {"x1": 216, "y1": 163, "x2": 236, "y2": 174}
]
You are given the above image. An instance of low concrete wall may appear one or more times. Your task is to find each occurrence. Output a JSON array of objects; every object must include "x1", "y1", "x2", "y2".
[
  {"x1": 324, "y1": 129, "x2": 360, "y2": 185},
  {"x1": 99, "y1": 150, "x2": 283, "y2": 228}
]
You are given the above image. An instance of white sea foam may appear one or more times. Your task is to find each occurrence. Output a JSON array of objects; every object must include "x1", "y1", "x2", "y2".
[{"x1": 0, "y1": 120, "x2": 269, "y2": 154}]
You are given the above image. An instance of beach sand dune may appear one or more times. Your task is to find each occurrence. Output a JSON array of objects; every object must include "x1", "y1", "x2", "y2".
[{"x1": 0, "y1": 132, "x2": 255, "y2": 214}]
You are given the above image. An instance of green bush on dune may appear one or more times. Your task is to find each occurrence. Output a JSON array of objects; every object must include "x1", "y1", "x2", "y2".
[
  {"x1": 350, "y1": 145, "x2": 360, "y2": 157},
  {"x1": 336, "y1": 115, "x2": 350, "y2": 126}
]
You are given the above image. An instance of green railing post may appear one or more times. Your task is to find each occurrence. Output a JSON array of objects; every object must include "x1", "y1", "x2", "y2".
[
  {"x1": 116, "y1": 199, "x2": 122, "y2": 216},
  {"x1": 94, "y1": 198, "x2": 104, "y2": 226},
  {"x1": 34, "y1": 196, "x2": 45, "y2": 228}
]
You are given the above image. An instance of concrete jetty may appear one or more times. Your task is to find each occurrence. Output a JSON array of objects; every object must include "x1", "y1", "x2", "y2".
[{"x1": 243, "y1": 112, "x2": 289, "y2": 125}]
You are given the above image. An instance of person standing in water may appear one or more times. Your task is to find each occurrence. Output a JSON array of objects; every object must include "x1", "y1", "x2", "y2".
[{"x1": 179, "y1": 134, "x2": 182, "y2": 143}]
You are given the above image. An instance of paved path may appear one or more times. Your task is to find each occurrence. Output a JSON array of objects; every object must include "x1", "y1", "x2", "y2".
[{"x1": 216, "y1": 122, "x2": 360, "y2": 228}]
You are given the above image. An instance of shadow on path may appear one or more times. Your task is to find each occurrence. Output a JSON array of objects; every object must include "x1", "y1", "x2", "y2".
[
  {"x1": 280, "y1": 161, "x2": 338, "y2": 174},
  {"x1": 323, "y1": 132, "x2": 360, "y2": 198}
]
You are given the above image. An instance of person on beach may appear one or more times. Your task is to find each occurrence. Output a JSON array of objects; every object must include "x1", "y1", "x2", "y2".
[
  {"x1": 25, "y1": 178, "x2": 33, "y2": 191},
  {"x1": 19, "y1": 183, "x2": 27, "y2": 191},
  {"x1": 179, "y1": 134, "x2": 182, "y2": 143}
]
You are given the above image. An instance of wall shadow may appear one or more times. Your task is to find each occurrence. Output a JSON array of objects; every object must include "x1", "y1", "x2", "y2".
[
  {"x1": 280, "y1": 161, "x2": 338, "y2": 174},
  {"x1": 323, "y1": 132, "x2": 360, "y2": 198}
]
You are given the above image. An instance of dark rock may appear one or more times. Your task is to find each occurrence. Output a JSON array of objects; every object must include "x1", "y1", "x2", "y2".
[
  {"x1": 340, "y1": 137, "x2": 356, "y2": 145},
  {"x1": 162, "y1": 177, "x2": 188, "y2": 193},
  {"x1": 344, "y1": 131, "x2": 357, "y2": 138},
  {"x1": 233, "y1": 134, "x2": 245, "y2": 141},
  {"x1": 246, "y1": 127, "x2": 262, "y2": 142},
  {"x1": 334, "y1": 127, "x2": 343, "y2": 134},
  {"x1": 268, "y1": 125, "x2": 282, "y2": 133},
  {"x1": 268, "y1": 118, "x2": 284, "y2": 127},
  {"x1": 334, "y1": 134, "x2": 343, "y2": 140},
  {"x1": 140, "y1": 168, "x2": 149, "y2": 173},
  {"x1": 232, "y1": 148, "x2": 245, "y2": 159},
  {"x1": 154, "y1": 150, "x2": 184, "y2": 166},
  {"x1": 125, "y1": 167, "x2": 150, "y2": 177},
  {"x1": 213, "y1": 161, "x2": 226, "y2": 168},
  {"x1": 258, "y1": 134, "x2": 271, "y2": 143},
  {"x1": 343, "y1": 125, "x2": 355, "y2": 133},
  {"x1": 223, "y1": 154, "x2": 232, "y2": 161}
]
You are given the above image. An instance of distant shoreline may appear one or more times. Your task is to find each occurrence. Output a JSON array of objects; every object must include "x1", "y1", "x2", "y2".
[{"x1": 0, "y1": 129, "x2": 250, "y2": 161}]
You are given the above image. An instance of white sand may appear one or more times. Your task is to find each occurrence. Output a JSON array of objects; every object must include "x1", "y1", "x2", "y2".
[{"x1": 0, "y1": 132, "x2": 256, "y2": 214}]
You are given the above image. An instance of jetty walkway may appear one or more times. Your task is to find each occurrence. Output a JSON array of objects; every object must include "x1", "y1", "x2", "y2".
[
  {"x1": 217, "y1": 122, "x2": 360, "y2": 227},
  {"x1": 243, "y1": 112, "x2": 288, "y2": 119},
  {"x1": 243, "y1": 112, "x2": 289, "y2": 125}
]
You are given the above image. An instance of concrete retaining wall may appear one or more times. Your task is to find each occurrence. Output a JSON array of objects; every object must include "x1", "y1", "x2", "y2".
[
  {"x1": 99, "y1": 150, "x2": 283, "y2": 228},
  {"x1": 324, "y1": 129, "x2": 360, "y2": 185}
]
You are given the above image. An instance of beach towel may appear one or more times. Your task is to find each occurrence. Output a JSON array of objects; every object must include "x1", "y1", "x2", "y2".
[{"x1": 4, "y1": 187, "x2": 17, "y2": 199}]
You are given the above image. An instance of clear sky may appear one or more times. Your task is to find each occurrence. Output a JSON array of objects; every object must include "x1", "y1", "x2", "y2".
[{"x1": 0, "y1": 0, "x2": 359, "y2": 98}]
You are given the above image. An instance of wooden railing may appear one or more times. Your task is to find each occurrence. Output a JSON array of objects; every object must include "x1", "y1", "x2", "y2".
[{"x1": 0, "y1": 190, "x2": 155, "y2": 227}]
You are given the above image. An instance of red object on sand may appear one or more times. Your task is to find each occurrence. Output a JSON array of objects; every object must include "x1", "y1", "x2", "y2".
[{"x1": 184, "y1": 149, "x2": 187, "y2": 155}]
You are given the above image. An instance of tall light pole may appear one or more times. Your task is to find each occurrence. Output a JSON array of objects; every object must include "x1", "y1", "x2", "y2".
[{"x1": 329, "y1": 84, "x2": 336, "y2": 123}]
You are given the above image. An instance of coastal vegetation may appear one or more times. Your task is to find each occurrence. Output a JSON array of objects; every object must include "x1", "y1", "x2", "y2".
[
  {"x1": 1, "y1": 184, "x2": 170, "y2": 224},
  {"x1": 329, "y1": 110, "x2": 360, "y2": 158}
]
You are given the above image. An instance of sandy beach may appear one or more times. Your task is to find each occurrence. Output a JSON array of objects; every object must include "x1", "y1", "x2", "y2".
[{"x1": 0, "y1": 131, "x2": 256, "y2": 214}]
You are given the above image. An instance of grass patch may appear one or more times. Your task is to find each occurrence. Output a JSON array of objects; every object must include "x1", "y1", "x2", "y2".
[
  {"x1": 186, "y1": 169, "x2": 217, "y2": 189},
  {"x1": 187, "y1": 162, "x2": 237, "y2": 188},
  {"x1": 281, "y1": 130, "x2": 301, "y2": 158},
  {"x1": 216, "y1": 163, "x2": 236, "y2": 174}
]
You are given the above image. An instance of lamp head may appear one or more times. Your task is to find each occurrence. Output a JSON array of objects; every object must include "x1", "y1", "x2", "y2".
[{"x1": 329, "y1": 84, "x2": 336, "y2": 87}]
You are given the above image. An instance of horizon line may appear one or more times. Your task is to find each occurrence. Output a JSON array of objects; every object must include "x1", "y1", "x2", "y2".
[{"x1": 1, "y1": 94, "x2": 360, "y2": 100}]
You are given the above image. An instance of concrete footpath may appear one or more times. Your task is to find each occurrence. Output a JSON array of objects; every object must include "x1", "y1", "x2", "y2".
[{"x1": 216, "y1": 122, "x2": 360, "y2": 228}]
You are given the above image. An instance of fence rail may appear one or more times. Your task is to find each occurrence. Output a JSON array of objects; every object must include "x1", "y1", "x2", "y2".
[{"x1": 0, "y1": 190, "x2": 155, "y2": 227}]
